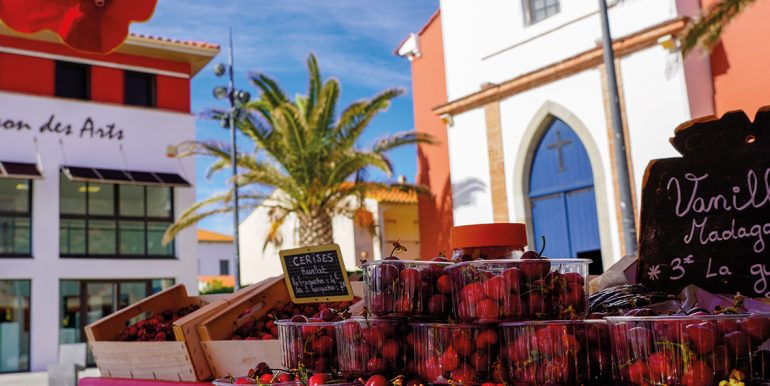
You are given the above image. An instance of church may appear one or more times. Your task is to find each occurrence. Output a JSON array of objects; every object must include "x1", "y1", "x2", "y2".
[{"x1": 398, "y1": 0, "x2": 770, "y2": 272}]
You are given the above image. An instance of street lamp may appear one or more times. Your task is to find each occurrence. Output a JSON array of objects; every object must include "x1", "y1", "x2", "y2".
[{"x1": 212, "y1": 28, "x2": 251, "y2": 290}]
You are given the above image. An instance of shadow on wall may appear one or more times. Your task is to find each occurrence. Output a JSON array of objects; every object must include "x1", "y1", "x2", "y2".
[{"x1": 452, "y1": 177, "x2": 487, "y2": 210}]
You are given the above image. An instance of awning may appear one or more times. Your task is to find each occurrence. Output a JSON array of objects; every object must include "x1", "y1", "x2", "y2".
[
  {"x1": 0, "y1": 161, "x2": 42, "y2": 179},
  {"x1": 61, "y1": 166, "x2": 191, "y2": 187}
]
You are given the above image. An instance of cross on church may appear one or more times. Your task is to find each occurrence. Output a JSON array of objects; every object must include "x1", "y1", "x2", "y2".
[{"x1": 547, "y1": 130, "x2": 572, "y2": 172}]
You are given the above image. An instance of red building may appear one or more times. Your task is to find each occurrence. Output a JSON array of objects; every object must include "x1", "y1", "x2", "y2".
[{"x1": 0, "y1": 22, "x2": 217, "y2": 372}]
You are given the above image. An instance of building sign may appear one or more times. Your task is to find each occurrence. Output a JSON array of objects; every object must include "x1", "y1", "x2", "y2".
[
  {"x1": 2, "y1": 114, "x2": 124, "y2": 141},
  {"x1": 638, "y1": 108, "x2": 770, "y2": 296}
]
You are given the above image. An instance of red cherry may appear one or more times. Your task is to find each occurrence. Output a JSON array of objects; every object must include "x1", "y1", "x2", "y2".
[
  {"x1": 291, "y1": 315, "x2": 309, "y2": 323},
  {"x1": 482, "y1": 275, "x2": 511, "y2": 300},
  {"x1": 372, "y1": 264, "x2": 400, "y2": 285},
  {"x1": 647, "y1": 352, "x2": 675, "y2": 384},
  {"x1": 450, "y1": 364, "x2": 476, "y2": 383},
  {"x1": 461, "y1": 282, "x2": 486, "y2": 304},
  {"x1": 470, "y1": 351, "x2": 490, "y2": 370},
  {"x1": 365, "y1": 375, "x2": 388, "y2": 386},
  {"x1": 381, "y1": 339, "x2": 400, "y2": 361},
  {"x1": 440, "y1": 347, "x2": 460, "y2": 371},
  {"x1": 395, "y1": 295, "x2": 415, "y2": 314},
  {"x1": 457, "y1": 301, "x2": 474, "y2": 321},
  {"x1": 476, "y1": 298, "x2": 500, "y2": 321},
  {"x1": 259, "y1": 374, "x2": 274, "y2": 384},
  {"x1": 562, "y1": 272, "x2": 584, "y2": 286},
  {"x1": 342, "y1": 321, "x2": 362, "y2": 340},
  {"x1": 234, "y1": 377, "x2": 257, "y2": 384},
  {"x1": 361, "y1": 326, "x2": 386, "y2": 347},
  {"x1": 627, "y1": 361, "x2": 649, "y2": 385},
  {"x1": 436, "y1": 274, "x2": 452, "y2": 294},
  {"x1": 308, "y1": 373, "x2": 330, "y2": 386},
  {"x1": 366, "y1": 356, "x2": 386, "y2": 374},
  {"x1": 724, "y1": 330, "x2": 750, "y2": 355},
  {"x1": 519, "y1": 258, "x2": 551, "y2": 281},
  {"x1": 742, "y1": 316, "x2": 770, "y2": 341},
  {"x1": 453, "y1": 330, "x2": 475, "y2": 356},
  {"x1": 680, "y1": 360, "x2": 713, "y2": 386},
  {"x1": 476, "y1": 329, "x2": 499, "y2": 350},
  {"x1": 685, "y1": 322, "x2": 716, "y2": 354},
  {"x1": 501, "y1": 295, "x2": 524, "y2": 318},
  {"x1": 428, "y1": 294, "x2": 450, "y2": 315},
  {"x1": 311, "y1": 335, "x2": 335, "y2": 355},
  {"x1": 501, "y1": 267, "x2": 522, "y2": 293},
  {"x1": 421, "y1": 356, "x2": 443, "y2": 381},
  {"x1": 400, "y1": 268, "x2": 422, "y2": 294}
]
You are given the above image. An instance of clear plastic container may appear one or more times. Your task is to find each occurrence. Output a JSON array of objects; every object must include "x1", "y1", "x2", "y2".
[
  {"x1": 362, "y1": 260, "x2": 452, "y2": 319},
  {"x1": 500, "y1": 320, "x2": 612, "y2": 385},
  {"x1": 334, "y1": 318, "x2": 408, "y2": 377},
  {"x1": 450, "y1": 223, "x2": 528, "y2": 262},
  {"x1": 606, "y1": 313, "x2": 770, "y2": 385},
  {"x1": 410, "y1": 323, "x2": 504, "y2": 385},
  {"x1": 445, "y1": 259, "x2": 589, "y2": 323},
  {"x1": 277, "y1": 319, "x2": 338, "y2": 373}
]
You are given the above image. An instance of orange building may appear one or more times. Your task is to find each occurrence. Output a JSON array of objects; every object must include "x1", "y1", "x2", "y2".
[{"x1": 396, "y1": 11, "x2": 453, "y2": 260}]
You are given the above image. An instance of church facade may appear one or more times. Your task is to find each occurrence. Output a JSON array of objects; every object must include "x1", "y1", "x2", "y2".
[{"x1": 398, "y1": 0, "x2": 718, "y2": 270}]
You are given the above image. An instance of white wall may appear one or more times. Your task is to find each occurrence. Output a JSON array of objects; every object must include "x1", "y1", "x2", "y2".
[
  {"x1": 0, "y1": 90, "x2": 197, "y2": 371},
  {"x1": 439, "y1": 0, "x2": 681, "y2": 101},
  {"x1": 446, "y1": 108, "x2": 494, "y2": 225},
  {"x1": 198, "y1": 242, "x2": 234, "y2": 276}
]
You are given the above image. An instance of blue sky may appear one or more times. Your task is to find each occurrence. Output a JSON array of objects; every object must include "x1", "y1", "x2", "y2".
[{"x1": 131, "y1": 1, "x2": 438, "y2": 235}]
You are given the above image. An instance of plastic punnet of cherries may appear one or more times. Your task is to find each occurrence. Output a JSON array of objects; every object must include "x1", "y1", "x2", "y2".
[{"x1": 231, "y1": 300, "x2": 356, "y2": 341}]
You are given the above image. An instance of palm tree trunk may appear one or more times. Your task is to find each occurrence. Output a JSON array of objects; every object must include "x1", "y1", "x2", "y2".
[{"x1": 298, "y1": 212, "x2": 334, "y2": 246}]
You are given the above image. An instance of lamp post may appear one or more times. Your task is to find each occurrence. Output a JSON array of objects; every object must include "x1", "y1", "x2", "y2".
[
  {"x1": 598, "y1": 0, "x2": 637, "y2": 256},
  {"x1": 212, "y1": 28, "x2": 250, "y2": 290}
]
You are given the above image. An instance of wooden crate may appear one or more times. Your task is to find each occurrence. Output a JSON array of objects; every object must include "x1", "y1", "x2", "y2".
[
  {"x1": 84, "y1": 284, "x2": 259, "y2": 382},
  {"x1": 197, "y1": 277, "x2": 364, "y2": 378}
]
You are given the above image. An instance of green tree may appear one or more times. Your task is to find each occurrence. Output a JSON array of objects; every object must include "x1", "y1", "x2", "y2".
[
  {"x1": 680, "y1": 0, "x2": 759, "y2": 55},
  {"x1": 163, "y1": 54, "x2": 434, "y2": 247}
]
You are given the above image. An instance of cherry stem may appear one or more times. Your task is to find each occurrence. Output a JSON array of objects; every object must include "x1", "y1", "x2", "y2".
[{"x1": 538, "y1": 236, "x2": 546, "y2": 256}]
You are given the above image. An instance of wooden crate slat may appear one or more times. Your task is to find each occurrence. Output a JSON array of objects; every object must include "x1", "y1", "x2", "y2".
[
  {"x1": 91, "y1": 341, "x2": 195, "y2": 382},
  {"x1": 201, "y1": 340, "x2": 282, "y2": 377}
]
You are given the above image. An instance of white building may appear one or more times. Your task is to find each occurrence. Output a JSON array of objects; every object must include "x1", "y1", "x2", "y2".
[
  {"x1": 0, "y1": 25, "x2": 217, "y2": 371},
  {"x1": 399, "y1": 0, "x2": 712, "y2": 274},
  {"x1": 197, "y1": 229, "x2": 235, "y2": 290},
  {"x1": 238, "y1": 190, "x2": 419, "y2": 286}
]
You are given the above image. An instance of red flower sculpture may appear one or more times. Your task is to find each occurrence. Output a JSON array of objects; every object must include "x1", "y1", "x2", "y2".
[{"x1": 0, "y1": 0, "x2": 157, "y2": 54}]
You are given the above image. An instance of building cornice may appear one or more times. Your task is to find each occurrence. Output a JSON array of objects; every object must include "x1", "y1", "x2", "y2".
[{"x1": 434, "y1": 17, "x2": 688, "y2": 117}]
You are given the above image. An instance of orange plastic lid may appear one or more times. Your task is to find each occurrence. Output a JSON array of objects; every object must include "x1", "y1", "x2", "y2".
[{"x1": 450, "y1": 223, "x2": 528, "y2": 249}]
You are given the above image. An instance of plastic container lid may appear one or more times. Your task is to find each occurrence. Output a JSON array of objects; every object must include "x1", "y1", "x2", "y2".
[{"x1": 450, "y1": 223, "x2": 527, "y2": 249}]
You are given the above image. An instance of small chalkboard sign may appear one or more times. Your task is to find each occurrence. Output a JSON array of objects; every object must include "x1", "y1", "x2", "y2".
[
  {"x1": 638, "y1": 108, "x2": 770, "y2": 296},
  {"x1": 279, "y1": 244, "x2": 354, "y2": 304}
]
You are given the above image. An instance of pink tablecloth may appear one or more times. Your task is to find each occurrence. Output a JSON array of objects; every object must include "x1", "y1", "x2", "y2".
[{"x1": 79, "y1": 377, "x2": 210, "y2": 386}]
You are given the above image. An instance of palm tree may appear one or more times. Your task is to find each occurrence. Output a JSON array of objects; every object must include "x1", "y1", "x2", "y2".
[
  {"x1": 163, "y1": 54, "x2": 435, "y2": 247},
  {"x1": 680, "y1": 0, "x2": 759, "y2": 55}
]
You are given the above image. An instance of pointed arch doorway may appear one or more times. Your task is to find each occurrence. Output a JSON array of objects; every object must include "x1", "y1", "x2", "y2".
[{"x1": 528, "y1": 117, "x2": 603, "y2": 273}]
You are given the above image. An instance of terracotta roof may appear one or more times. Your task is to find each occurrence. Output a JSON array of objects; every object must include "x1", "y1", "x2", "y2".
[
  {"x1": 199, "y1": 275, "x2": 235, "y2": 287},
  {"x1": 197, "y1": 229, "x2": 233, "y2": 243},
  {"x1": 128, "y1": 33, "x2": 220, "y2": 50},
  {"x1": 366, "y1": 189, "x2": 418, "y2": 204}
]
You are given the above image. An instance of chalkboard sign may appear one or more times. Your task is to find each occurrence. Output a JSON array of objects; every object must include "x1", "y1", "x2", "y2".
[
  {"x1": 638, "y1": 108, "x2": 770, "y2": 297},
  {"x1": 279, "y1": 244, "x2": 354, "y2": 304}
]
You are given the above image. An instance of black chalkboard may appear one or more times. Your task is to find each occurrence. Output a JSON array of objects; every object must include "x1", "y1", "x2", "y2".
[
  {"x1": 638, "y1": 108, "x2": 770, "y2": 297},
  {"x1": 279, "y1": 244, "x2": 353, "y2": 304}
]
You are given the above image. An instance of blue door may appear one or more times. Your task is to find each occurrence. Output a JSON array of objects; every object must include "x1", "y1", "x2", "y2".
[{"x1": 528, "y1": 119, "x2": 601, "y2": 267}]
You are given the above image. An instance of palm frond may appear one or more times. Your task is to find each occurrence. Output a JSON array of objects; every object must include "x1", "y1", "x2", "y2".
[{"x1": 373, "y1": 131, "x2": 438, "y2": 154}]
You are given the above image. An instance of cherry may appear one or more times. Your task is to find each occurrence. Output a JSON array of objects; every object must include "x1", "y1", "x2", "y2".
[
  {"x1": 685, "y1": 322, "x2": 716, "y2": 354},
  {"x1": 318, "y1": 308, "x2": 337, "y2": 322},
  {"x1": 274, "y1": 373, "x2": 292, "y2": 383},
  {"x1": 476, "y1": 329, "x2": 499, "y2": 350},
  {"x1": 501, "y1": 267, "x2": 522, "y2": 293},
  {"x1": 366, "y1": 356, "x2": 386, "y2": 374},
  {"x1": 312, "y1": 335, "x2": 335, "y2": 355},
  {"x1": 627, "y1": 361, "x2": 649, "y2": 385},
  {"x1": 440, "y1": 347, "x2": 460, "y2": 371},
  {"x1": 741, "y1": 316, "x2": 770, "y2": 342},
  {"x1": 501, "y1": 295, "x2": 524, "y2": 318},
  {"x1": 308, "y1": 373, "x2": 330, "y2": 386},
  {"x1": 364, "y1": 375, "x2": 388, "y2": 386},
  {"x1": 361, "y1": 325, "x2": 387, "y2": 347},
  {"x1": 453, "y1": 330, "x2": 474, "y2": 356},
  {"x1": 428, "y1": 294, "x2": 451, "y2": 315},
  {"x1": 372, "y1": 264, "x2": 400, "y2": 285},
  {"x1": 482, "y1": 275, "x2": 511, "y2": 300},
  {"x1": 450, "y1": 364, "x2": 476, "y2": 384},
  {"x1": 627, "y1": 326, "x2": 652, "y2": 355},
  {"x1": 381, "y1": 339, "x2": 400, "y2": 361},
  {"x1": 342, "y1": 321, "x2": 362, "y2": 340},
  {"x1": 436, "y1": 274, "x2": 452, "y2": 294},
  {"x1": 562, "y1": 271, "x2": 585, "y2": 286},
  {"x1": 291, "y1": 315, "x2": 308, "y2": 323},
  {"x1": 647, "y1": 352, "x2": 675, "y2": 384},
  {"x1": 259, "y1": 374, "x2": 274, "y2": 384},
  {"x1": 234, "y1": 377, "x2": 256, "y2": 384},
  {"x1": 470, "y1": 351, "x2": 490, "y2": 370},
  {"x1": 476, "y1": 298, "x2": 501, "y2": 321},
  {"x1": 461, "y1": 282, "x2": 486, "y2": 304},
  {"x1": 519, "y1": 257, "x2": 550, "y2": 281},
  {"x1": 421, "y1": 356, "x2": 443, "y2": 381},
  {"x1": 680, "y1": 360, "x2": 713, "y2": 386},
  {"x1": 400, "y1": 268, "x2": 422, "y2": 294}
]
